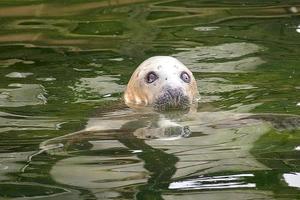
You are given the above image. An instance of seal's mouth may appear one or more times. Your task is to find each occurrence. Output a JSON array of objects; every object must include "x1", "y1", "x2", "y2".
[{"x1": 153, "y1": 88, "x2": 190, "y2": 111}]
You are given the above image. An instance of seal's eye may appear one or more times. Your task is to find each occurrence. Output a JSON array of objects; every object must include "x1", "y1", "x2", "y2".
[
  {"x1": 180, "y1": 71, "x2": 190, "y2": 83},
  {"x1": 145, "y1": 71, "x2": 158, "y2": 84}
]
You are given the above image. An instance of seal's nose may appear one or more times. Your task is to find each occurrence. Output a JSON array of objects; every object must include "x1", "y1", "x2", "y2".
[
  {"x1": 166, "y1": 88, "x2": 180, "y2": 98},
  {"x1": 166, "y1": 88, "x2": 183, "y2": 105}
]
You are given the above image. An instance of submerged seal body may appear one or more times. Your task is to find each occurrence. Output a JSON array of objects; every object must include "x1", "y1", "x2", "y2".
[{"x1": 124, "y1": 56, "x2": 199, "y2": 111}]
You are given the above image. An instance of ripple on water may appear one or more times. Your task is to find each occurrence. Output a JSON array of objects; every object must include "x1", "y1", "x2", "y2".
[
  {"x1": 49, "y1": 139, "x2": 148, "y2": 198},
  {"x1": 0, "y1": 111, "x2": 59, "y2": 133},
  {"x1": 173, "y1": 42, "x2": 265, "y2": 73},
  {"x1": 197, "y1": 77, "x2": 256, "y2": 104},
  {"x1": 199, "y1": 78, "x2": 255, "y2": 95},
  {"x1": 169, "y1": 173, "x2": 255, "y2": 190},
  {"x1": 194, "y1": 26, "x2": 220, "y2": 32},
  {"x1": 0, "y1": 84, "x2": 47, "y2": 107},
  {"x1": 36, "y1": 77, "x2": 56, "y2": 82},
  {"x1": 145, "y1": 113, "x2": 270, "y2": 178},
  {"x1": 283, "y1": 173, "x2": 300, "y2": 189},
  {"x1": 0, "y1": 151, "x2": 35, "y2": 181},
  {"x1": 0, "y1": 59, "x2": 34, "y2": 68},
  {"x1": 0, "y1": 182, "x2": 69, "y2": 198},
  {"x1": 70, "y1": 75, "x2": 125, "y2": 102},
  {"x1": 194, "y1": 57, "x2": 265, "y2": 73},
  {"x1": 5, "y1": 72, "x2": 33, "y2": 78},
  {"x1": 163, "y1": 190, "x2": 273, "y2": 200}
]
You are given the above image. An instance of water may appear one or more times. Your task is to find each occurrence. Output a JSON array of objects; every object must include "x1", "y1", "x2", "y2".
[{"x1": 0, "y1": 0, "x2": 300, "y2": 199}]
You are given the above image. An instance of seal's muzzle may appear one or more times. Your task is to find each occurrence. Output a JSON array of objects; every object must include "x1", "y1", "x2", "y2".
[{"x1": 154, "y1": 88, "x2": 190, "y2": 111}]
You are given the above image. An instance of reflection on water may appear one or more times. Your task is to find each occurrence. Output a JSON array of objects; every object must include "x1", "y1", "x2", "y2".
[
  {"x1": 38, "y1": 105, "x2": 298, "y2": 199},
  {"x1": 0, "y1": 0, "x2": 300, "y2": 199},
  {"x1": 169, "y1": 174, "x2": 255, "y2": 190},
  {"x1": 0, "y1": 84, "x2": 47, "y2": 107},
  {"x1": 283, "y1": 173, "x2": 300, "y2": 188},
  {"x1": 71, "y1": 75, "x2": 125, "y2": 102},
  {"x1": 173, "y1": 43, "x2": 266, "y2": 73},
  {"x1": 0, "y1": 111, "x2": 57, "y2": 133},
  {"x1": 6, "y1": 72, "x2": 33, "y2": 78},
  {"x1": 0, "y1": 58, "x2": 35, "y2": 68}
]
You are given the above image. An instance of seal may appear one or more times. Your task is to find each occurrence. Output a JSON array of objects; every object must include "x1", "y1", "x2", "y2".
[{"x1": 124, "y1": 56, "x2": 199, "y2": 111}]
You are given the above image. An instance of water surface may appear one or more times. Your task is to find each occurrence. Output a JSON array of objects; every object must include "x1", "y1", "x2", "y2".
[{"x1": 0, "y1": 0, "x2": 300, "y2": 199}]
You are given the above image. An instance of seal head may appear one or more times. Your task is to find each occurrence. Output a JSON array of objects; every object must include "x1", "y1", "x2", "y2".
[{"x1": 124, "y1": 56, "x2": 199, "y2": 111}]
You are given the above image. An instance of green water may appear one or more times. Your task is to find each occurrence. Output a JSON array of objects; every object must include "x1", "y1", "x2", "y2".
[{"x1": 0, "y1": 0, "x2": 300, "y2": 199}]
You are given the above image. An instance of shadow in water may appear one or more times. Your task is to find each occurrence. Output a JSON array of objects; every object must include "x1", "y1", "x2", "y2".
[{"x1": 118, "y1": 119, "x2": 180, "y2": 200}]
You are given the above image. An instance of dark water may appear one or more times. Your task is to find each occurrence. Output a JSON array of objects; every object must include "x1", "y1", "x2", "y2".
[{"x1": 0, "y1": 0, "x2": 300, "y2": 199}]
